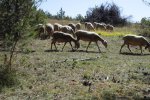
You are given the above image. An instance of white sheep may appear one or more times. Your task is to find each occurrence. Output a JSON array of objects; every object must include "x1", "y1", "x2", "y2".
[
  {"x1": 120, "y1": 34, "x2": 150, "y2": 54},
  {"x1": 54, "y1": 23, "x2": 62, "y2": 31},
  {"x1": 75, "y1": 30, "x2": 107, "y2": 52},
  {"x1": 96, "y1": 23, "x2": 106, "y2": 31},
  {"x1": 60, "y1": 25, "x2": 76, "y2": 38},
  {"x1": 84, "y1": 22, "x2": 89, "y2": 29},
  {"x1": 93, "y1": 22, "x2": 98, "y2": 29},
  {"x1": 86, "y1": 22, "x2": 95, "y2": 31},
  {"x1": 45, "y1": 23, "x2": 54, "y2": 38},
  {"x1": 68, "y1": 23, "x2": 76, "y2": 32},
  {"x1": 76, "y1": 23, "x2": 81, "y2": 30},
  {"x1": 51, "y1": 31, "x2": 80, "y2": 51},
  {"x1": 106, "y1": 24, "x2": 114, "y2": 31}
]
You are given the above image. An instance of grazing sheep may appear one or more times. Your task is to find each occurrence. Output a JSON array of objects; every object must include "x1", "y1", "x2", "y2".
[
  {"x1": 84, "y1": 22, "x2": 89, "y2": 29},
  {"x1": 68, "y1": 23, "x2": 76, "y2": 32},
  {"x1": 86, "y1": 23, "x2": 95, "y2": 31},
  {"x1": 51, "y1": 31, "x2": 80, "y2": 51},
  {"x1": 35, "y1": 24, "x2": 45, "y2": 38},
  {"x1": 76, "y1": 23, "x2": 81, "y2": 30},
  {"x1": 106, "y1": 24, "x2": 114, "y2": 31},
  {"x1": 96, "y1": 23, "x2": 106, "y2": 31},
  {"x1": 45, "y1": 23, "x2": 54, "y2": 38},
  {"x1": 120, "y1": 34, "x2": 150, "y2": 54},
  {"x1": 93, "y1": 22, "x2": 98, "y2": 28},
  {"x1": 54, "y1": 23, "x2": 62, "y2": 31},
  {"x1": 75, "y1": 30, "x2": 107, "y2": 52},
  {"x1": 60, "y1": 25, "x2": 76, "y2": 38}
]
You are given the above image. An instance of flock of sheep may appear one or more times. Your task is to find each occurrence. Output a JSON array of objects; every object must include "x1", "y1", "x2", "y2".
[{"x1": 35, "y1": 22, "x2": 150, "y2": 54}]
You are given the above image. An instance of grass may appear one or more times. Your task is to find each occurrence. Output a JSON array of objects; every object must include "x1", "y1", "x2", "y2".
[{"x1": 0, "y1": 24, "x2": 150, "y2": 99}]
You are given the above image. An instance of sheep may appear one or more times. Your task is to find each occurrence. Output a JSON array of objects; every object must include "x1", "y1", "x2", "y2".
[
  {"x1": 68, "y1": 23, "x2": 76, "y2": 32},
  {"x1": 75, "y1": 30, "x2": 107, "y2": 52},
  {"x1": 76, "y1": 23, "x2": 81, "y2": 30},
  {"x1": 120, "y1": 34, "x2": 150, "y2": 54},
  {"x1": 96, "y1": 23, "x2": 106, "y2": 31},
  {"x1": 35, "y1": 24, "x2": 45, "y2": 38},
  {"x1": 51, "y1": 31, "x2": 80, "y2": 51},
  {"x1": 106, "y1": 24, "x2": 114, "y2": 31},
  {"x1": 60, "y1": 25, "x2": 76, "y2": 38},
  {"x1": 45, "y1": 23, "x2": 54, "y2": 38},
  {"x1": 84, "y1": 22, "x2": 89, "y2": 29},
  {"x1": 86, "y1": 22, "x2": 95, "y2": 31},
  {"x1": 54, "y1": 23, "x2": 62, "y2": 31},
  {"x1": 93, "y1": 22, "x2": 98, "y2": 29}
]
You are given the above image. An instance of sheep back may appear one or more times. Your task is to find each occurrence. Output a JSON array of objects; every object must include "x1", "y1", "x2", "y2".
[{"x1": 123, "y1": 34, "x2": 149, "y2": 46}]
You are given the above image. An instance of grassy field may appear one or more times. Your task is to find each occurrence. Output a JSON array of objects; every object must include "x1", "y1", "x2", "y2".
[{"x1": 0, "y1": 22, "x2": 150, "y2": 100}]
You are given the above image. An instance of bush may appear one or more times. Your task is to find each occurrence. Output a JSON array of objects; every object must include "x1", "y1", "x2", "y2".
[{"x1": 84, "y1": 3, "x2": 128, "y2": 26}]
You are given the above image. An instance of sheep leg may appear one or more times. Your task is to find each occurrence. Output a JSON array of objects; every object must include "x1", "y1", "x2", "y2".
[
  {"x1": 86, "y1": 41, "x2": 92, "y2": 52},
  {"x1": 120, "y1": 43, "x2": 125, "y2": 53},
  {"x1": 62, "y1": 42, "x2": 67, "y2": 51},
  {"x1": 69, "y1": 42, "x2": 74, "y2": 50},
  {"x1": 127, "y1": 45, "x2": 132, "y2": 53},
  {"x1": 54, "y1": 43, "x2": 57, "y2": 50},
  {"x1": 139, "y1": 46, "x2": 143, "y2": 54},
  {"x1": 51, "y1": 41, "x2": 54, "y2": 50},
  {"x1": 51, "y1": 43, "x2": 53, "y2": 50},
  {"x1": 96, "y1": 42, "x2": 101, "y2": 53}
]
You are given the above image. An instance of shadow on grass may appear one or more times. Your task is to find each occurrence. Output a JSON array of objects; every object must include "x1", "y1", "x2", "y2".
[
  {"x1": 120, "y1": 52, "x2": 150, "y2": 56},
  {"x1": 44, "y1": 49, "x2": 59, "y2": 52},
  {"x1": 44, "y1": 49, "x2": 106, "y2": 53},
  {"x1": 72, "y1": 49, "x2": 105, "y2": 53}
]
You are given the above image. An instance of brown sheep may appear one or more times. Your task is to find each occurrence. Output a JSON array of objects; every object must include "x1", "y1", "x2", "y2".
[
  {"x1": 75, "y1": 30, "x2": 107, "y2": 52},
  {"x1": 120, "y1": 34, "x2": 150, "y2": 54},
  {"x1": 51, "y1": 31, "x2": 80, "y2": 51}
]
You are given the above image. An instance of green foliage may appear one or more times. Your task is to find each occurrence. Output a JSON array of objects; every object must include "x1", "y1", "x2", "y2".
[
  {"x1": 84, "y1": 3, "x2": 128, "y2": 26},
  {"x1": 0, "y1": 0, "x2": 47, "y2": 45},
  {"x1": 56, "y1": 8, "x2": 65, "y2": 19},
  {"x1": 141, "y1": 17, "x2": 150, "y2": 27},
  {"x1": 75, "y1": 14, "x2": 84, "y2": 21},
  {"x1": 140, "y1": 17, "x2": 150, "y2": 37}
]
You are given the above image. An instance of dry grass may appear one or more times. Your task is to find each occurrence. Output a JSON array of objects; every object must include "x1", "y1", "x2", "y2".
[
  {"x1": 0, "y1": 23, "x2": 150, "y2": 99},
  {"x1": 47, "y1": 19, "x2": 79, "y2": 25}
]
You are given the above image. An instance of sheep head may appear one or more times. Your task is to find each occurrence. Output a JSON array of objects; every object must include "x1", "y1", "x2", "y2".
[
  {"x1": 102, "y1": 40, "x2": 107, "y2": 48},
  {"x1": 145, "y1": 43, "x2": 150, "y2": 52}
]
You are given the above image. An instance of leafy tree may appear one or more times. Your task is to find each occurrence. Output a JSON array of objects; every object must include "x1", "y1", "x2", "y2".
[
  {"x1": 84, "y1": 3, "x2": 128, "y2": 26},
  {"x1": 57, "y1": 8, "x2": 65, "y2": 19},
  {"x1": 75, "y1": 14, "x2": 84, "y2": 21},
  {"x1": 141, "y1": 17, "x2": 150, "y2": 27},
  {"x1": 0, "y1": 0, "x2": 45, "y2": 69}
]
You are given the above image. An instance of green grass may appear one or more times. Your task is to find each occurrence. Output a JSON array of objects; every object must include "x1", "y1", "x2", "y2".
[{"x1": 0, "y1": 26, "x2": 150, "y2": 99}]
